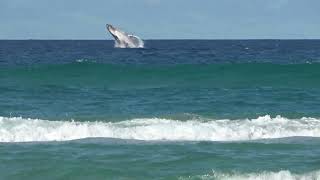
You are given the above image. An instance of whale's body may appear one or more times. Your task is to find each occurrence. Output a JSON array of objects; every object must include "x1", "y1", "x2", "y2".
[{"x1": 106, "y1": 24, "x2": 144, "y2": 48}]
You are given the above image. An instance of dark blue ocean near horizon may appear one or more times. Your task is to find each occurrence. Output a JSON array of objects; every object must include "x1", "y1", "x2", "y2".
[{"x1": 1, "y1": 40, "x2": 320, "y2": 179}]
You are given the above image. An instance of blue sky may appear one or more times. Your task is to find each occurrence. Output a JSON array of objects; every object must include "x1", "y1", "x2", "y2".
[{"x1": 1, "y1": 0, "x2": 319, "y2": 39}]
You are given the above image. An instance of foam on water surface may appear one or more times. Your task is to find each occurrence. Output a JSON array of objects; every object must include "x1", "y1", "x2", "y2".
[
  {"x1": 182, "y1": 170, "x2": 320, "y2": 180},
  {"x1": 1, "y1": 115, "x2": 320, "y2": 142}
]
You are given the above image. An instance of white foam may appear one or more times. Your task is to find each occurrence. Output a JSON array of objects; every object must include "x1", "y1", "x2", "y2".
[
  {"x1": 1, "y1": 115, "x2": 320, "y2": 142},
  {"x1": 190, "y1": 170, "x2": 320, "y2": 180}
]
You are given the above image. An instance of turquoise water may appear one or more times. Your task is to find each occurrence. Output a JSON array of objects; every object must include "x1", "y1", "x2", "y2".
[{"x1": 1, "y1": 40, "x2": 320, "y2": 179}]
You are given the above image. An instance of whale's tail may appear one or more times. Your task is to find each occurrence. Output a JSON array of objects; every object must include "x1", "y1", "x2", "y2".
[{"x1": 106, "y1": 24, "x2": 144, "y2": 48}]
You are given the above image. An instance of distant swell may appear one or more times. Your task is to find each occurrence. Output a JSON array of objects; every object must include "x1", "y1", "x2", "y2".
[
  {"x1": 2, "y1": 63, "x2": 320, "y2": 89},
  {"x1": 1, "y1": 115, "x2": 320, "y2": 142},
  {"x1": 182, "y1": 170, "x2": 320, "y2": 180}
]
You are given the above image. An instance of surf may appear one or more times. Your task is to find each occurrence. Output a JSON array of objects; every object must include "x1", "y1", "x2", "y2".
[
  {"x1": 1, "y1": 115, "x2": 320, "y2": 142},
  {"x1": 182, "y1": 170, "x2": 320, "y2": 180}
]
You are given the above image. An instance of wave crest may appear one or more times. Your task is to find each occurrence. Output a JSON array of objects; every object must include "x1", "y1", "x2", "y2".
[
  {"x1": 182, "y1": 170, "x2": 320, "y2": 180},
  {"x1": 1, "y1": 115, "x2": 320, "y2": 142}
]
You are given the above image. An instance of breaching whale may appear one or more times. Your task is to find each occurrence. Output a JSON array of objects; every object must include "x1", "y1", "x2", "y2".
[{"x1": 106, "y1": 24, "x2": 144, "y2": 48}]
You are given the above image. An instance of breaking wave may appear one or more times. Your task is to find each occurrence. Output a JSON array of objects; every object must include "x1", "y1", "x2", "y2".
[
  {"x1": 1, "y1": 115, "x2": 320, "y2": 142},
  {"x1": 181, "y1": 170, "x2": 320, "y2": 180}
]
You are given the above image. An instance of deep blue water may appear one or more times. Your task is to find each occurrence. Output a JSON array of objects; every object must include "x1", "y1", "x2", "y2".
[{"x1": 0, "y1": 40, "x2": 320, "y2": 179}]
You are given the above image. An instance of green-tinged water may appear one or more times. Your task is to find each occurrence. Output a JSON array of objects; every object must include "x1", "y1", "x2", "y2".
[
  {"x1": 1, "y1": 140, "x2": 320, "y2": 179},
  {"x1": 1, "y1": 63, "x2": 320, "y2": 120},
  {"x1": 1, "y1": 40, "x2": 320, "y2": 179}
]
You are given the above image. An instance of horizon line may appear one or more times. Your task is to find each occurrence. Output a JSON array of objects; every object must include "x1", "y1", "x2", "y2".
[{"x1": 1, "y1": 38, "x2": 320, "y2": 41}]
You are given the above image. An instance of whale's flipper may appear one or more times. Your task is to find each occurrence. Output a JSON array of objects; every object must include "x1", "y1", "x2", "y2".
[{"x1": 128, "y1": 35, "x2": 143, "y2": 47}]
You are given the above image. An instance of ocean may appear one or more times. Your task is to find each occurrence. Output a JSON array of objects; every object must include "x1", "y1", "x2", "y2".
[{"x1": 0, "y1": 40, "x2": 320, "y2": 179}]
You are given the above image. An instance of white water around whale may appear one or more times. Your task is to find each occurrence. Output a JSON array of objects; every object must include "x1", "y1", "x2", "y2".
[
  {"x1": 115, "y1": 34, "x2": 144, "y2": 48},
  {"x1": 1, "y1": 115, "x2": 320, "y2": 142},
  {"x1": 110, "y1": 27, "x2": 144, "y2": 48}
]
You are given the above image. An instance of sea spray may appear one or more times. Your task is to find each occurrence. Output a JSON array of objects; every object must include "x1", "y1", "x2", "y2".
[{"x1": 115, "y1": 35, "x2": 144, "y2": 48}]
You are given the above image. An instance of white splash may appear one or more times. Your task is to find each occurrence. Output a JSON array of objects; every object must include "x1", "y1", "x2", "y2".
[{"x1": 1, "y1": 115, "x2": 320, "y2": 142}]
